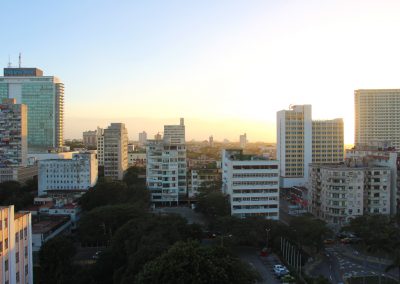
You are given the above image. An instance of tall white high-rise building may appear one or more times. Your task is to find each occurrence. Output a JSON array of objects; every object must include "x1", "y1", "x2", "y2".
[
  {"x1": 146, "y1": 118, "x2": 187, "y2": 204},
  {"x1": 355, "y1": 89, "x2": 400, "y2": 150},
  {"x1": 277, "y1": 105, "x2": 344, "y2": 187},
  {"x1": 96, "y1": 127, "x2": 104, "y2": 166},
  {"x1": 101, "y1": 123, "x2": 128, "y2": 180},
  {"x1": 0, "y1": 205, "x2": 33, "y2": 284},
  {"x1": 222, "y1": 149, "x2": 280, "y2": 220}
]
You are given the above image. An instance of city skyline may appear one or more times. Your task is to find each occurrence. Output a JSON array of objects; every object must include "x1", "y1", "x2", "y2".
[{"x1": 3, "y1": 1, "x2": 400, "y2": 144}]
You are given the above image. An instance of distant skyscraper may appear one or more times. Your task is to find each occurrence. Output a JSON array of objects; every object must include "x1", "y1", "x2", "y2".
[
  {"x1": 83, "y1": 130, "x2": 98, "y2": 147},
  {"x1": 209, "y1": 135, "x2": 214, "y2": 147},
  {"x1": 0, "y1": 67, "x2": 64, "y2": 151},
  {"x1": 101, "y1": 123, "x2": 128, "y2": 180},
  {"x1": 138, "y1": 131, "x2": 147, "y2": 146},
  {"x1": 96, "y1": 127, "x2": 105, "y2": 166},
  {"x1": 355, "y1": 89, "x2": 400, "y2": 150},
  {"x1": 146, "y1": 118, "x2": 187, "y2": 204},
  {"x1": 277, "y1": 105, "x2": 344, "y2": 187},
  {"x1": 239, "y1": 133, "x2": 247, "y2": 148},
  {"x1": 0, "y1": 99, "x2": 27, "y2": 167}
]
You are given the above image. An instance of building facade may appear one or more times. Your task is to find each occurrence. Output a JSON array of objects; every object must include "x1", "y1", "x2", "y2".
[
  {"x1": 222, "y1": 149, "x2": 280, "y2": 220},
  {"x1": 82, "y1": 130, "x2": 97, "y2": 147},
  {"x1": 38, "y1": 152, "x2": 98, "y2": 196},
  {"x1": 188, "y1": 168, "x2": 221, "y2": 198},
  {"x1": 0, "y1": 99, "x2": 27, "y2": 167},
  {"x1": 355, "y1": 89, "x2": 400, "y2": 150},
  {"x1": 239, "y1": 133, "x2": 247, "y2": 148},
  {"x1": 309, "y1": 163, "x2": 391, "y2": 226},
  {"x1": 103, "y1": 123, "x2": 128, "y2": 180},
  {"x1": 146, "y1": 119, "x2": 187, "y2": 204},
  {"x1": 0, "y1": 205, "x2": 33, "y2": 284},
  {"x1": 138, "y1": 131, "x2": 147, "y2": 147},
  {"x1": 277, "y1": 105, "x2": 344, "y2": 188},
  {"x1": 0, "y1": 67, "x2": 64, "y2": 150}
]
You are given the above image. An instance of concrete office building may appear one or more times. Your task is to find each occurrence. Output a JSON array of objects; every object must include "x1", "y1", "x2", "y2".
[
  {"x1": 277, "y1": 105, "x2": 344, "y2": 188},
  {"x1": 38, "y1": 152, "x2": 98, "y2": 196},
  {"x1": 146, "y1": 119, "x2": 187, "y2": 204},
  {"x1": 0, "y1": 67, "x2": 64, "y2": 151},
  {"x1": 0, "y1": 99, "x2": 27, "y2": 167},
  {"x1": 102, "y1": 123, "x2": 128, "y2": 180},
  {"x1": 222, "y1": 149, "x2": 280, "y2": 220},
  {"x1": 96, "y1": 127, "x2": 104, "y2": 166},
  {"x1": 0, "y1": 205, "x2": 33, "y2": 284}
]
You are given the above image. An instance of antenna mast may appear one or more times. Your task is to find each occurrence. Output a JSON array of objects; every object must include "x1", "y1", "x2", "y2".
[
  {"x1": 7, "y1": 55, "x2": 11, "y2": 68},
  {"x1": 19, "y1": 52, "x2": 22, "y2": 68}
]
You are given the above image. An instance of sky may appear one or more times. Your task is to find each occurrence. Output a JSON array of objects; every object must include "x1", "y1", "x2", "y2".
[{"x1": 2, "y1": 1, "x2": 400, "y2": 143}]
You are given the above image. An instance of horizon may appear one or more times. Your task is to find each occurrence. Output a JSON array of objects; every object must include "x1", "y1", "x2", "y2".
[{"x1": 4, "y1": 1, "x2": 400, "y2": 144}]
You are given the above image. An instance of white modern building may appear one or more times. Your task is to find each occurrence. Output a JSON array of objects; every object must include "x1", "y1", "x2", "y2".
[
  {"x1": 0, "y1": 205, "x2": 33, "y2": 284},
  {"x1": 38, "y1": 152, "x2": 98, "y2": 196},
  {"x1": 146, "y1": 118, "x2": 187, "y2": 204},
  {"x1": 355, "y1": 89, "x2": 400, "y2": 150},
  {"x1": 99, "y1": 123, "x2": 128, "y2": 180},
  {"x1": 277, "y1": 105, "x2": 344, "y2": 188},
  {"x1": 222, "y1": 149, "x2": 280, "y2": 220}
]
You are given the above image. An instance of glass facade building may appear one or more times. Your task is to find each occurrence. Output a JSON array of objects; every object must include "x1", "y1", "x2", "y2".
[{"x1": 0, "y1": 68, "x2": 64, "y2": 151}]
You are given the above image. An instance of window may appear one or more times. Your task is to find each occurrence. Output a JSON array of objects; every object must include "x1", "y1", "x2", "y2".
[
  {"x1": 5, "y1": 238, "x2": 8, "y2": 249},
  {"x1": 16, "y1": 271, "x2": 19, "y2": 282},
  {"x1": 25, "y1": 246, "x2": 28, "y2": 258},
  {"x1": 16, "y1": 252, "x2": 19, "y2": 263},
  {"x1": 25, "y1": 264, "x2": 28, "y2": 275},
  {"x1": 5, "y1": 259, "x2": 8, "y2": 271},
  {"x1": 15, "y1": 232, "x2": 19, "y2": 243},
  {"x1": 4, "y1": 218, "x2": 8, "y2": 228}
]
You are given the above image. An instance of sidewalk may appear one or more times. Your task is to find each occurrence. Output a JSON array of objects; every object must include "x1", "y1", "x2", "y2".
[{"x1": 336, "y1": 244, "x2": 391, "y2": 266}]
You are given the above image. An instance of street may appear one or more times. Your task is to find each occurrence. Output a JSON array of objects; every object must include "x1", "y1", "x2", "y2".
[{"x1": 310, "y1": 243, "x2": 398, "y2": 283}]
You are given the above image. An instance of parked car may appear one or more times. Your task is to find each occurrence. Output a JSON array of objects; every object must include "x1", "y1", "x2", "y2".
[
  {"x1": 273, "y1": 264, "x2": 289, "y2": 277},
  {"x1": 323, "y1": 239, "x2": 335, "y2": 245}
]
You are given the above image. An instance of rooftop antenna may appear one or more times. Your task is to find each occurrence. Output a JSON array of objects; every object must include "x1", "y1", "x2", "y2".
[
  {"x1": 18, "y1": 52, "x2": 22, "y2": 68},
  {"x1": 7, "y1": 55, "x2": 12, "y2": 68}
]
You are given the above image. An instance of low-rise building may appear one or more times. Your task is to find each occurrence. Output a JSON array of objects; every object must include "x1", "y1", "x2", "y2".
[
  {"x1": 0, "y1": 205, "x2": 33, "y2": 284},
  {"x1": 38, "y1": 152, "x2": 98, "y2": 196},
  {"x1": 128, "y1": 152, "x2": 146, "y2": 167},
  {"x1": 188, "y1": 168, "x2": 221, "y2": 198},
  {"x1": 0, "y1": 165, "x2": 38, "y2": 184},
  {"x1": 222, "y1": 149, "x2": 280, "y2": 220}
]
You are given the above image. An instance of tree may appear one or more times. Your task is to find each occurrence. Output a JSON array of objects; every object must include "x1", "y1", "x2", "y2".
[
  {"x1": 39, "y1": 236, "x2": 76, "y2": 284},
  {"x1": 195, "y1": 191, "x2": 230, "y2": 219},
  {"x1": 135, "y1": 241, "x2": 259, "y2": 284},
  {"x1": 123, "y1": 166, "x2": 145, "y2": 187},
  {"x1": 78, "y1": 204, "x2": 147, "y2": 245},
  {"x1": 0, "y1": 181, "x2": 34, "y2": 210}
]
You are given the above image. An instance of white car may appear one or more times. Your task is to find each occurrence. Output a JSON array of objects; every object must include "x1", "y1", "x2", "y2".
[{"x1": 273, "y1": 264, "x2": 288, "y2": 276}]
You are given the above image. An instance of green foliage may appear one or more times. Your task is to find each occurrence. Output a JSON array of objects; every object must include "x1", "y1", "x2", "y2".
[
  {"x1": 39, "y1": 236, "x2": 76, "y2": 284},
  {"x1": 289, "y1": 215, "x2": 331, "y2": 252},
  {"x1": 0, "y1": 180, "x2": 35, "y2": 210},
  {"x1": 135, "y1": 241, "x2": 258, "y2": 284},
  {"x1": 123, "y1": 166, "x2": 145, "y2": 187},
  {"x1": 79, "y1": 179, "x2": 149, "y2": 211},
  {"x1": 78, "y1": 204, "x2": 147, "y2": 245},
  {"x1": 195, "y1": 190, "x2": 230, "y2": 219}
]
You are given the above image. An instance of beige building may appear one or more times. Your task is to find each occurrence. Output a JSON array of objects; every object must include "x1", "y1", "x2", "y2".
[
  {"x1": 102, "y1": 123, "x2": 128, "y2": 180},
  {"x1": 82, "y1": 130, "x2": 97, "y2": 147},
  {"x1": 277, "y1": 105, "x2": 344, "y2": 188},
  {"x1": 355, "y1": 89, "x2": 400, "y2": 150},
  {"x1": 0, "y1": 205, "x2": 33, "y2": 284},
  {"x1": 312, "y1": 119, "x2": 344, "y2": 163}
]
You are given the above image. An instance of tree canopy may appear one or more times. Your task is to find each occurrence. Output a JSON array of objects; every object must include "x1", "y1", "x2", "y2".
[{"x1": 135, "y1": 241, "x2": 259, "y2": 284}]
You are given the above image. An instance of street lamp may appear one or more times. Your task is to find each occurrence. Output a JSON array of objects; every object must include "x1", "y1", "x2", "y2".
[{"x1": 265, "y1": 228, "x2": 271, "y2": 249}]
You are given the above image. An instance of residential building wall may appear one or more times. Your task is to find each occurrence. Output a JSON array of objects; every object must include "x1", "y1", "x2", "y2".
[
  {"x1": 189, "y1": 168, "x2": 221, "y2": 198},
  {"x1": 0, "y1": 68, "x2": 64, "y2": 150},
  {"x1": 38, "y1": 153, "x2": 98, "y2": 196},
  {"x1": 128, "y1": 152, "x2": 146, "y2": 167},
  {"x1": 82, "y1": 130, "x2": 97, "y2": 147},
  {"x1": 0, "y1": 205, "x2": 33, "y2": 284},
  {"x1": 103, "y1": 123, "x2": 128, "y2": 180},
  {"x1": 222, "y1": 149, "x2": 280, "y2": 220},
  {"x1": 309, "y1": 163, "x2": 391, "y2": 226},
  {"x1": 312, "y1": 119, "x2": 344, "y2": 163},
  {"x1": 0, "y1": 99, "x2": 27, "y2": 168},
  {"x1": 146, "y1": 118, "x2": 187, "y2": 203},
  {"x1": 138, "y1": 131, "x2": 147, "y2": 146},
  {"x1": 96, "y1": 127, "x2": 104, "y2": 166},
  {"x1": 355, "y1": 89, "x2": 400, "y2": 150}
]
